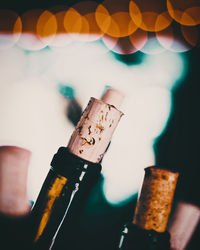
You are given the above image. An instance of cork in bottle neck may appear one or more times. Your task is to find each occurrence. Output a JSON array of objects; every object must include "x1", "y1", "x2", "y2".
[
  {"x1": 67, "y1": 88, "x2": 124, "y2": 163},
  {"x1": 133, "y1": 166, "x2": 179, "y2": 233}
]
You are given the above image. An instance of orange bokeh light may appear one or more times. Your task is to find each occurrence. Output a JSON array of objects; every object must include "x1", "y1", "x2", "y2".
[
  {"x1": 0, "y1": 1, "x2": 198, "y2": 52},
  {"x1": 20, "y1": 9, "x2": 44, "y2": 34},
  {"x1": 36, "y1": 10, "x2": 57, "y2": 46},
  {"x1": 95, "y1": 4, "x2": 112, "y2": 35},
  {"x1": 181, "y1": 25, "x2": 199, "y2": 47},
  {"x1": 0, "y1": 10, "x2": 22, "y2": 49},
  {"x1": 0, "y1": 10, "x2": 22, "y2": 35},
  {"x1": 167, "y1": 0, "x2": 200, "y2": 26},
  {"x1": 83, "y1": 12, "x2": 104, "y2": 41},
  {"x1": 106, "y1": 12, "x2": 138, "y2": 38},
  {"x1": 48, "y1": 9, "x2": 72, "y2": 47},
  {"x1": 96, "y1": 1, "x2": 137, "y2": 38},
  {"x1": 66, "y1": 1, "x2": 103, "y2": 41},
  {"x1": 17, "y1": 9, "x2": 47, "y2": 50},
  {"x1": 64, "y1": 8, "x2": 83, "y2": 34},
  {"x1": 129, "y1": 1, "x2": 172, "y2": 32}
]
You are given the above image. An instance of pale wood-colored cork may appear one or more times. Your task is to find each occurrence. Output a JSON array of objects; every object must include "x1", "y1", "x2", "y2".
[
  {"x1": 67, "y1": 97, "x2": 123, "y2": 163},
  {"x1": 133, "y1": 166, "x2": 179, "y2": 233},
  {"x1": 0, "y1": 146, "x2": 31, "y2": 216},
  {"x1": 168, "y1": 202, "x2": 200, "y2": 250},
  {"x1": 101, "y1": 88, "x2": 124, "y2": 109}
]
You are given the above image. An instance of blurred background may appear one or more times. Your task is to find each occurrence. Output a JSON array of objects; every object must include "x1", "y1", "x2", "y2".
[{"x1": 0, "y1": 0, "x2": 199, "y2": 249}]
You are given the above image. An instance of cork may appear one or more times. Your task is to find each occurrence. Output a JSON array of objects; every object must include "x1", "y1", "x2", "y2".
[
  {"x1": 101, "y1": 88, "x2": 124, "y2": 109},
  {"x1": 168, "y1": 202, "x2": 200, "y2": 250},
  {"x1": 133, "y1": 166, "x2": 179, "y2": 233},
  {"x1": 67, "y1": 94, "x2": 124, "y2": 163},
  {"x1": 0, "y1": 146, "x2": 31, "y2": 216}
]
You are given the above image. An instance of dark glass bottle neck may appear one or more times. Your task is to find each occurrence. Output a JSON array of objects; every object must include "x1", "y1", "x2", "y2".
[
  {"x1": 119, "y1": 223, "x2": 170, "y2": 250},
  {"x1": 51, "y1": 147, "x2": 102, "y2": 180},
  {"x1": 30, "y1": 147, "x2": 102, "y2": 250}
]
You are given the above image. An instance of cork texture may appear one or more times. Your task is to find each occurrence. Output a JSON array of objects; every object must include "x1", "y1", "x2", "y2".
[
  {"x1": 0, "y1": 146, "x2": 31, "y2": 216},
  {"x1": 133, "y1": 167, "x2": 179, "y2": 232},
  {"x1": 169, "y1": 202, "x2": 200, "y2": 250},
  {"x1": 101, "y1": 88, "x2": 124, "y2": 109},
  {"x1": 67, "y1": 97, "x2": 123, "y2": 163}
]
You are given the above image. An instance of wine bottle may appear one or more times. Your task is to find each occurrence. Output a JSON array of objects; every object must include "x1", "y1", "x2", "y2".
[
  {"x1": 30, "y1": 88, "x2": 124, "y2": 249},
  {"x1": 0, "y1": 146, "x2": 31, "y2": 250},
  {"x1": 119, "y1": 166, "x2": 179, "y2": 250}
]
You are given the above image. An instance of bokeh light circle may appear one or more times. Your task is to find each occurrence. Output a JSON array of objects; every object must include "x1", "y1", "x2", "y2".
[
  {"x1": 167, "y1": 0, "x2": 200, "y2": 26},
  {"x1": 0, "y1": 10, "x2": 22, "y2": 50},
  {"x1": 139, "y1": 36, "x2": 166, "y2": 55},
  {"x1": 96, "y1": 1, "x2": 137, "y2": 38},
  {"x1": 129, "y1": 28, "x2": 148, "y2": 51},
  {"x1": 64, "y1": 1, "x2": 103, "y2": 42},
  {"x1": 36, "y1": 10, "x2": 57, "y2": 46},
  {"x1": 76, "y1": 1, "x2": 104, "y2": 41},
  {"x1": 101, "y1": 28, "x2": 148, "y2": 55},
  {"x1": 83, "y1": 12, "x2": 104, "y2": 41},
  {"x1": 102, "y1": 36, "x2": 137, "y2": 54},
  {"x1": 106, "y1": 11, "x2": 138, "y2": 38},
  {"x1": 129, "y1": 1, "x2": 173, "y2": 32},
  {"x1": 181, "y1": 25, "x2": 199, "y2": 47},
  {"x1": 17, "y1": 9, "x2": 47, "y2": 51},
  {"x1": 101, "y1": 35, "x2": 118, "y2": 51},
  {"x1": 156, "y1": 23, "x2": 196, "y2": 53},
  {"x1": 64, "y1": 8, "x2": 83, "y2": 35},
  {"x1": 95, "y1": 4, "x2": 112, "y2": 35},
  {"x1": 48, "y1": 9, "x2": 72, "y2": 48}
]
